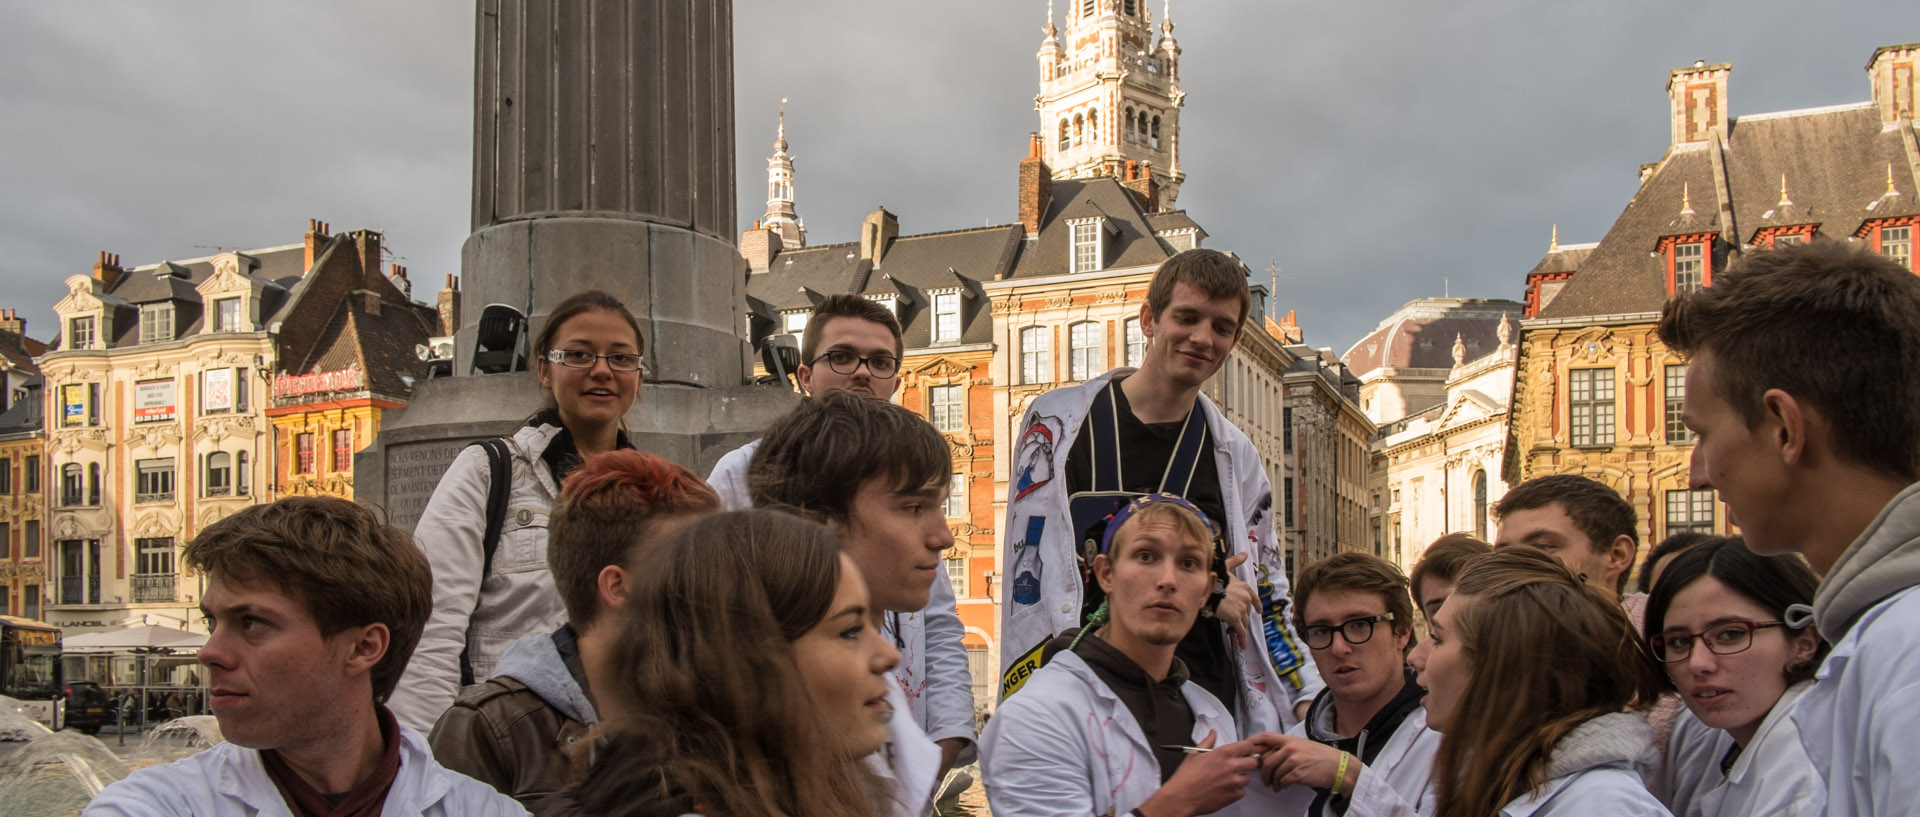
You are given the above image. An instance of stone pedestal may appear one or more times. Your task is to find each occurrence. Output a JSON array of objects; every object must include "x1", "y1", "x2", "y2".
[{"x1": 357, "y1": 0, "x2": 797, "y2": 528}]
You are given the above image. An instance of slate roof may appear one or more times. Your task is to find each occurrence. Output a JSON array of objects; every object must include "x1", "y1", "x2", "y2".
[
  {"x1": 0, "y1": 330, "x2": 43, "y2": 375},
  {"x1": 1343, "y1": 299, "x2": 1524, "y2": 376},
  {"x1": 1538, "y1": 103, "x2": 1920, "y2": 320},
  {"x1": 0, "y1": 375, "x2": 43, "y2": 436},
  {"x1": 292, "y1": 294, "x2": 437, "y2": 400},
  {"x1": 103, "y1": 245, "x2": 304, "y2": 347},
  {"x1": 746, "y1": 176, "x2": 1188, "y2": 353}
]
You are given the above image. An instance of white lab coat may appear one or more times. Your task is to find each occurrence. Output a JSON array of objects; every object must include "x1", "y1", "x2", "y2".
[
  {"x1": 1495, "y1": 766, "x2": 1674, "y2": 817},
  {"x1": 82, "y1": 724, "x2": 528, "y2": 817},
  {"x1": 1265, "y1": 704, "x2": 1441, "y2": 815},
  {"x1": 980, "y1": 650, "x2": 1289, "y2": 817},
  {"x1": 999, "y1": 368, "x2": 1322, "y2": 736},
  {"x1": 708, "y1": 437, "x2": 978, "y2": 750},
  {"x1": 1793, "y1": 586, "x2": 1920, "y2": 817},
  {"x1": 870, "y1": 683, "x2": 943, "y2": 817},
  {"x1": 1660, "y1": 682, "x2": 1823, "y2": 817}
]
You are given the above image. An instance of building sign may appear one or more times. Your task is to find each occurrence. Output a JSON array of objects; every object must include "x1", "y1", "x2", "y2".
[
  {"x1": 134, "y1": 380, "x2": 176, "y2": 423},
  {"x1": 61, "y1": 384, "x2": 89, "y2": 426},
  {"x1": 203, "y1": 368, "x2": 234, "y2": 412},
  {"x1": 274, "y1": 367, "x2": 365, "y2": 399}
]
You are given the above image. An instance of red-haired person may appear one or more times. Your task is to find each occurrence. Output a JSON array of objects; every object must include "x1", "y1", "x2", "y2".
[{"x1": 429, "y1": 450, "x2": 719, "y2": 815}]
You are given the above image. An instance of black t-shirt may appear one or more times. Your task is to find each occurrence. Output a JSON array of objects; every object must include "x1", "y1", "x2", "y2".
[{"x1": 1065, "y1": 378, "x2": 1237, "y2": 713}]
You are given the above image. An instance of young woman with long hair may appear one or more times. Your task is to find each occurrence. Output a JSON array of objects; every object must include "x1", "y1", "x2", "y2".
[
  {"x1": 393, "y1": 290, "x2": 648, "y2": 731},
  {"x1": 573, "y1": 509, "x2": 899, "y2": 817},
  {"x1": 1646, "y1": 537, "x2": 1825, "y2": 816},
  {"x1": 1411, "y1": 546, "x2": 1670, "y2": 817}
]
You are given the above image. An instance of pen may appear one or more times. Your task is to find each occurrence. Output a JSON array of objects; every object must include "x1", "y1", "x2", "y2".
[{"x1": 1161, "y1": 744, "x2": 1213, "y2": 754}]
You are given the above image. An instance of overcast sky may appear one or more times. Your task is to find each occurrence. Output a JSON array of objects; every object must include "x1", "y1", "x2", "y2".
[{"x1": 4, "y1": 2, "x2": 1916, "y2": 355}]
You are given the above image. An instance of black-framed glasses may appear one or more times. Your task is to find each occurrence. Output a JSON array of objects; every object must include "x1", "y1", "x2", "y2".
[
  {"x1": 547, "y1": 348, "x2": 644, "y2": 372},
  {"x1": 810, "y1": 350, "x2": 900, "y2": 379},
  {"x1": 1303, "y1": 613, "x2": 1395, "y2": 650},
  {"x1": 1649, "y1": 620, "x2": 1787, "y2": 663}
]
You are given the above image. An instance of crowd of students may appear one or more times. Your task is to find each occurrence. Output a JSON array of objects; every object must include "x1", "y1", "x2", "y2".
[{"x1": 78, "y1": 241, "x2": 1920, "y2": 817}]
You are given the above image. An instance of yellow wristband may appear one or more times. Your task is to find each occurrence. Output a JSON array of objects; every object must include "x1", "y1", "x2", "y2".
[{"x1": 1331, "y1": 751, "x2": 1352, "y2": 797}]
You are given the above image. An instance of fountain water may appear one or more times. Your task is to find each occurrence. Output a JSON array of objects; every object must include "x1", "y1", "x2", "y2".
[{"x1": 141, "y1": 715, "x2": 222, "y2": 753}]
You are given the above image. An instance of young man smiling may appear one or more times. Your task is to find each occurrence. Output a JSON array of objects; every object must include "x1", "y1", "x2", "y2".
[
  {"x1": 1258, "y1": 552, "x2": 1440, "y2": 815},
  {"x1": 748, "y1": 390, "x2": 974, "y2": 812},
  {"x1": 1001, "y1": 248, "x2": 1320, "y2": 736},
  {"x1": 1492, "y1": 474, "x2": 1639, "y2": 605},
  {"x1": 982, "y1": 495, "x2": 1274, "y2": 817},
  {"x1": 84, "y1": 498, "x2": 525, "y2": 817},
  {"x1": 1656, "y1": 241, "x2": 1920, "y2": 817}
]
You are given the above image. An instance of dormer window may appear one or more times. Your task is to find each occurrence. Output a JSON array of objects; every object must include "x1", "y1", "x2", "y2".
[
  {"x1": 1881, "y1": 224, "x2": 1913, "y2": 270},
  {"x1": 783, "y1": 311, "x2": 808, "y2": 336},
  {"x1": 213, "y1": 297, "x2": 242, "y2": 332},
  {"x1": 932, "y1": 291, "x2": 962, "y2": 343},
  {"x1": 68, "y1": 316, "x2": 95, "y2": 349},
  {"x1": 139, "y1": 303, "x2": 175, "y2": 344},
  {"x1": 1069, "y1": 217, "x2": 1114, "y2": 274},
  {"x1": 1658, "y1": 234, "x2": 1718, "y2": 296}
]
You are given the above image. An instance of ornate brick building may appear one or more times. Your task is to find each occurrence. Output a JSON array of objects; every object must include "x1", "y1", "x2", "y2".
[
  {"x1": 1508, "y1": 44, "x2": 1920, "y2": 552},
  {"x1": 0, "y1": 314, "x2": 47, "y2": 619}
]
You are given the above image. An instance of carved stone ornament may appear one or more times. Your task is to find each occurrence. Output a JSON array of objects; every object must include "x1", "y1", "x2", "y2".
[{"x1": 133, "y1": 511, "x2": 177, "y2": 538}]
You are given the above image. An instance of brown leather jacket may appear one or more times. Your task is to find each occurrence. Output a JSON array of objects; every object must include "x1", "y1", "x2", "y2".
[{"x1": 428, "y1": 676, "x2": 593, "y2": 817}]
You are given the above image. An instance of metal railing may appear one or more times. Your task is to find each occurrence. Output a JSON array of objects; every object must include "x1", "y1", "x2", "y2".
[{"x1": 131, "y1": 574, "x2": 176, "y2": 603}]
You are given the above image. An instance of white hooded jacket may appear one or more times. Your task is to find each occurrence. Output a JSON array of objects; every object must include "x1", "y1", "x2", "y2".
[
  {"x1": 999, "y1": 368, "x2": 1322, "y2": 735},
  {"x1": 392, "y1": 421, "x2": 577, "y2": 732},
  {"x1": 82, "y1": 724, "x2": 529, "y2": 817},
  {"x1": 980, "y1": 649, "x2": 1288, "y2": 817}
]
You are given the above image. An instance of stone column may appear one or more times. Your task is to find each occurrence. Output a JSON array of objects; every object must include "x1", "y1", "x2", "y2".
[{"x1": 361, "y1": 0, "x2": 795, "y2": 529}]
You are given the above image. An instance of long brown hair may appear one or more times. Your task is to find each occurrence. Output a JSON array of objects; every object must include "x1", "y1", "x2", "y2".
[
  {"x1": 1433, "y1": 547, "x2": 1663, "y2": 817},
  {"x1": 574, "y1": 510, "x2": 878, "y2": 817}
]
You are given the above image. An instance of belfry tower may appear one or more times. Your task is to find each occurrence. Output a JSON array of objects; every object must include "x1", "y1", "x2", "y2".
[
  {"x1": 761, "y1": 99, "x2": 806, "y2": 247},
  {"x1": 1035, "y1": 0, "x2": 1186, "y2": 210}
]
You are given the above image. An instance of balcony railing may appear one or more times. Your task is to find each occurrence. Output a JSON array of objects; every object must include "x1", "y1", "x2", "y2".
[
  {"x1": 132, "y1": 573, "x2": 177, "y2": 603},
  {"x1": 56, "y1": 575, "x2": 99, "y2": 605}
]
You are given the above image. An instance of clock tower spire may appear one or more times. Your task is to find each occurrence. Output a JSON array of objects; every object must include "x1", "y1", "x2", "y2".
[{"x1": 1035, "y1": 0, "x2": 1186, "y2": 210}]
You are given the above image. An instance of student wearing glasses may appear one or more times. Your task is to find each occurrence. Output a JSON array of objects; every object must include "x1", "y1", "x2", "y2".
[
  {"x1": 709, "y1": 296, "x2": 977, "y2": 787},
  {"x1": 1257, "y1": 552, "x2": 1441, "y2": 815},
  {"x1": 1645, "y1": 537, "x2": 1826, "y2": 817},
  {"x1": 391, "y1": 290, "x2": 647, "y2": 732}
]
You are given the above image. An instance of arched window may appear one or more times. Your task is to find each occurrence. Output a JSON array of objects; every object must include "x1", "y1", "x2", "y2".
[
  {"x1": 1124, "y1": 317, "x2": 1146, "y2": 367},
  {"x1": 1138, "y1": 113, "x2": 1150, "y2": 142},
  {"x1": 1059, "y1": 119, "x2": 1070, "y2": 152},
  {"x1": 1150, "y1": 116, "x2": 1162, "y2": 149},
  {"x1": 1068, "y1": 321, "x2": 1104, "y2": 381},
  {"x1": 1124, "y1": 108, "x2": 1136, "y2": 142},
  {"x1": 1087, "y1": 108, "x2": 1098, "y2": 142},
  {"x1": 1124, "y1": 0, "x2": 1138, "y2": 15},
  {"x1": 238, "y1": 450, "x2": 251, "y2": 495},
  {"x1": 1473, "y1": 470, "x2": 1489, "y2": 540},
  {"x1": 205, "y1": 452, "x2": 232, "y2": 497},
  {"x1": 1081, "y1": 0, "x2": 1095, "y2": 17},
  {"x1": 1073, "y1": 113, "x2": 1084, "y2": 145},
  {"x1": 1020, "y1": 327, "x2": 1052, "y2": 384}
]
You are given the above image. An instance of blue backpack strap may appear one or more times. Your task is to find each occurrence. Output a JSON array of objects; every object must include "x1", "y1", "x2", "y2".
[{"x1": 459, "y1": 438, "x2": 512, "y2": 687}]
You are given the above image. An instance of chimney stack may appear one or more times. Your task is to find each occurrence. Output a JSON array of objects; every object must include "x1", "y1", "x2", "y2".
[
  {"x1": 0, "y1": 309, "x2": 24, "y2": 337},
  {"x1": 859, "y1": 206, "x2": 898, "y2": 265},
  {"x1": 1668, "y1": 61, "x2": 1732, "y2": 147},
  {"x1": 389, "y1": 264, "x2": 412, "y2": 300},
  {"x1": 303, "y1": 219, "x2": 331, "y2": 269},
  {"x1": 352, "y1": 230, "x2": 383, "y2": 290},
  {"x1": 1123, "y1": 160, "x2": 1160, "y2": 212},
  {"x1": 92, "y1": 251, "x2": 125, "y2": 291},
  {"x1": 739, "y1": 226, "x2": 783, "y2": 273},
  {"x1": 436, "y1": 275, "x2": 461, "y2": 336},
  {"x1": 1019, "y1": 133, "x2": 1053, "y2": 236},
  {"x1": 1867, "y1": 43, "x2": 1918, "y2": 124}
]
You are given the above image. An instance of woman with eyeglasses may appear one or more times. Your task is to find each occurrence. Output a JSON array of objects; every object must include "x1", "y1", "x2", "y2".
[
  {"x1": 1406, "y1": 546, "x2": 1670, "y2": 817},
  {"x1": 391, "y1": 290, "x2": 648, "y2": 732},
  {"x1": 1645, "y1": 537, "x2": 1826, "y2": 817}
]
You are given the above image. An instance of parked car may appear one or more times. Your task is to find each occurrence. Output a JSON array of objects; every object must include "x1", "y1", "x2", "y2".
[{"x1": 63, "y1": 682, "x2": 114, "y2": 734}]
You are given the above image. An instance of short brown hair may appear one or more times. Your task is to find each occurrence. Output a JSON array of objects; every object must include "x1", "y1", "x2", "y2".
[
  {"x1": 1409, "y1": 533, "x2": 1493, "y2": 609},
  {"x1": 800, "y1": 293, "x2": 904, "y2": 363},
  {"x1": 1146, "y1": 248, "x2": 1251, "y2": 330},
  {"x1": 747, "y1": 390, "x2": 951, "y2": 519},
  {"x1": 1292, "y1": 552, "x2": 1415, "y2": 640},
  {"x1": 1656, "y1": 241, "x2": 1920, "y2": 481},
  {"x1": 1494, "y1": 474, "x2": 1637, "y2": 594},
  {"x1": 550, "y1": 450, "x2": 721, "y2": 629},
  {"x1": 185, "y1": 497, "x2": 430, "y2": 703}
]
